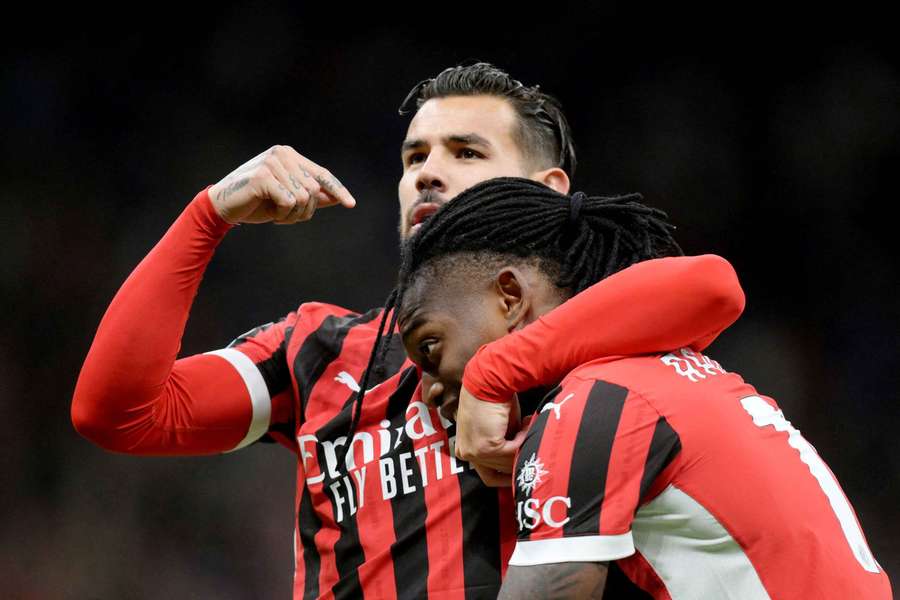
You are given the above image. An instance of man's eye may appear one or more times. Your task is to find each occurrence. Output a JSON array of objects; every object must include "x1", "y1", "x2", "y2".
[
  {"x1": 419, "y1": 339, "x2": 438, "y2": 357},
  {"x1": 458, "y1": 148, "x2": 481, "y2": 159},
  {"x1": 406, "y1": 152, "x2": 426, "y2": 165}
]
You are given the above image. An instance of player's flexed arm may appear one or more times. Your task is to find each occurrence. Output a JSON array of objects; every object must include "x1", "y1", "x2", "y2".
[{"x1": 71, "y1": 146, "x2": 355, "y2": 455}]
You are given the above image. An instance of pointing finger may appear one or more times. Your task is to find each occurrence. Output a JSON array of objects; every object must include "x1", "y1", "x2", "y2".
[{"x1": 298, "y1": 156, "x2": 357, "y2": 208}]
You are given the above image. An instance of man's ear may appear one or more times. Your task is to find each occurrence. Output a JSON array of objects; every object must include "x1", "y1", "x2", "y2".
[
  {"x1": 529, "y1": 166, "x2": 570, "y2": 195},
  {"x1": 494, "y1": 268, "x2": 531, "y2": 332}
]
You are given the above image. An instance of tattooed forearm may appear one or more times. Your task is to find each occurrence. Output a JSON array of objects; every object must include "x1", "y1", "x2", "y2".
[{"x1": 499, "y1": 563, "x2": 608, "y2": 600}]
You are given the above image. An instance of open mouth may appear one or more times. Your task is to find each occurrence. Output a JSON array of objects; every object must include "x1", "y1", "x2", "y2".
[{"x1": 410, "y1": 203, "x2": 441, "y2": 229}]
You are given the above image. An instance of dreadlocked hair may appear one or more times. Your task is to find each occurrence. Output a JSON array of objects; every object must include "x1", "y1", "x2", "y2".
[
  {"x1": 340, "y1": 177, "x2": 681, "y2": 461},
  {"x1": 400, "y1": 177, "x2": 682, "y2": 298}
]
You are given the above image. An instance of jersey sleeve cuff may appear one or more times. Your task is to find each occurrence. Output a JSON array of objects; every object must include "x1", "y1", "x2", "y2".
[
  {"x1": 508, "y1": 532, "x2": 635, "y2": 566},
  {"x1": 205, "y1": 348, "x2": 272, "y2": 451},
  {"x1": 462, "y1": 344, "x2": 515, "y2": 404},
  {"x1": 190, "y1": 185, "x2": 236, "y2": 238}
]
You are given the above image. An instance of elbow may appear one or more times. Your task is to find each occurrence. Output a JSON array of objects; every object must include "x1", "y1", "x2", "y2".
[
  {"x1": 70, "y1": 389, "x2": 109, "y2": 448},
  {"x1": 696, "y1": 254, "x2": 746, "y2": 326},
  {"x1": 71, "y1": 383, "x2": 129, "y2": 452}
]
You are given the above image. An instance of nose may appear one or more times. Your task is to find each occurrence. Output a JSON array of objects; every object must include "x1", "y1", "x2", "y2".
[
  {"x1": 422, "y1": 373, "x2": 445, "y2": 408},
  {"x1": 415, "y1": 154, "x2": 447, "y2": 194}
]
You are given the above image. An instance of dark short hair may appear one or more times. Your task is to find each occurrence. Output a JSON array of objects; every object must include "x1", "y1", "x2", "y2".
[{"x1": 399, "y1": 62, "x2": 577, "y2": 179}]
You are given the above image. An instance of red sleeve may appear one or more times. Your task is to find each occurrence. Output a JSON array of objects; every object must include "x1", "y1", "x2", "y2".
[
  {"x1": 71, "y1": 187, "x2": 295, "y2": 455},
  {"x1": 462, "y1": 255, "x2": 745, "y2": 403}
]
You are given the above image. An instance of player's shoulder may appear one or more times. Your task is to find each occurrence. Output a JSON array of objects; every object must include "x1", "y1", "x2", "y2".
[
  {"x1": 295, "y1": 300, "x2": 361, "y2": 319},
  {"x1": 561, "y1": 353, "x2": 663, "y2": 389},
  {"x1": 561, "y1": 348, "x2": 733, "y2": 398},
  {"x1": 229, "y1": 302, "x2": 381, "y2": 348},
  {"x1": 288, "y1": 303, "x2": 403, "y2": 354},
  {"x1": 291, "y1": 301, "x2": 392, "y2": 329}
]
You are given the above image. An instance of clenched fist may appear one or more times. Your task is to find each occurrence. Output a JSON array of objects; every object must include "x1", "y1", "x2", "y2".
[
  {"x1": 209, "y1": 145, "x2": 356, "y2": 225},
  {"x1": 454, "y1": 385, "x2": 528, "y2": 487}
]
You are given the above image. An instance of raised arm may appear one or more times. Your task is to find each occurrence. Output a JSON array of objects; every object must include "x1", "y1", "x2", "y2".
[
  {"x1": 71, "y1": 187, "x2": 266, "y2": 454},
  {"x1": 71, "y1": 146, "x2": 355, "y2": 455}
]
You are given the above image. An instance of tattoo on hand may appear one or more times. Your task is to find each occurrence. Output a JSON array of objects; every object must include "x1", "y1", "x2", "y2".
[
  {"x1": 315, "y1": 173, "x2": 345, "y2": 194},
  {"x1": 218, "y1": 178, "x2": 250, "y2": 203},
  {"x1": 289, "y1": 174, "x2": 303, "y2": 190}
]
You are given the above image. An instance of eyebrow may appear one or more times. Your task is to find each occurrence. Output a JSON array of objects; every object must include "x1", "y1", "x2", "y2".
[
  {"x1": 401, "y1": 133, "x2": 493, "y2": 154},
  {"x1": 400, "y1": 315, "x2": 427, "y2": 340}
]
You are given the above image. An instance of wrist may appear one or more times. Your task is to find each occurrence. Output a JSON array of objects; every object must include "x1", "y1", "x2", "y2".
[
  {"x1": 207, "y1": 186, "x2": 243, "y2": 226},
  {"x1": 192, "y1": 186, "x2": 237, "y2": 237},
  {"x1": 462, "y1": 345, "x2": 516, "y2": 404}
]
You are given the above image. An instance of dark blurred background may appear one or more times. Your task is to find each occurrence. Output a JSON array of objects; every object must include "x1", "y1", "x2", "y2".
[{"x1": 2, "y1": 7, "x2": 897, "y2": 599}]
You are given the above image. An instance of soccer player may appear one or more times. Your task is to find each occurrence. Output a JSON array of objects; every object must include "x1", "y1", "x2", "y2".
[
  {"x1": 72, "y1": 64, "x2": 746, "y2": 598},
  {"x1": 395, "y1": 177, "x2": 893, "y2": 599}
]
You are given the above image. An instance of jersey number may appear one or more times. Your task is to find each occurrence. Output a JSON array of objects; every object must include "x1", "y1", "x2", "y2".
[{"x1": 740, "y1": 395, "x2": 880, "y2": 573}]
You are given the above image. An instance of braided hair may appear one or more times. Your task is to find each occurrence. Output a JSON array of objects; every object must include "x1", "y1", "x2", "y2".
[{"x1": 340, "y1": 177, "x2": 681, "y2": 462}]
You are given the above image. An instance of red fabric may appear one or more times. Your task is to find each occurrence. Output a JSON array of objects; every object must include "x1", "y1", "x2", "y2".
[
  {"x1": 419, "y1": 418, "x2": 466, "y2": 600},
  {"x1": 71, "y1": 186, "x2": 754, "y2": 598},
  {"x1": 71, "y1": 187, "x2": 270, "y2": 455},
  {"x1": 514, "y1": 353, "x2": 892, "y2": 599},
  {"x1": 462, "y1": 254, "x2": 745, "y2": 403},
  {"x1": 524, "y1": 384, "x2": 590, "y2": 543},
  {"x1": 598, "y1": 391, "x2": 658, "y2": 535}
]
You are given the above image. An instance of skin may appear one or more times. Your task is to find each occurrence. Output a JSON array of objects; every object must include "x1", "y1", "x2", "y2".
[
  {"x1": 499, "y1": 563, "x2": 609, "y2": 599},
  {"x1": 400, "y1": 266, "x2": 562, "y2": 482},
  {"x1": 400, "y1": 265, "x2": 609, "y2": 598},
  {"x1": 209, "y1": 145, "x2": 357, "y2": 225},
  {"x1": 398, "y1": 95, "x2": 568, "y2": 238},
  {"x1": 400, "y1": 266, "x2": 553, "y2": 401}
]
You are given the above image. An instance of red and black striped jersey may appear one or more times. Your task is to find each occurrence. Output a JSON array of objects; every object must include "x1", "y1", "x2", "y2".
[
  {"x1": 72, "y1": 187, "x2": 747, "y2": 599},
  {"x1": 511, "y1": 349, "x2": 892, "y2": 599},
  {"x1": 223, "y1": 304, "x2": 516, "y2": 599}
]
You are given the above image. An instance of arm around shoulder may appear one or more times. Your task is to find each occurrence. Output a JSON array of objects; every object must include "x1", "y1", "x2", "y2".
[{"x1": 462, "y1": 254, "x2": 745, "y2": 403}]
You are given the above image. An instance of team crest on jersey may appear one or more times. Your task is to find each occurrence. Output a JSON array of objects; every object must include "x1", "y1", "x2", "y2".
[{"x1": 517, "y1": 453, "x2": 549, "y2": 494}]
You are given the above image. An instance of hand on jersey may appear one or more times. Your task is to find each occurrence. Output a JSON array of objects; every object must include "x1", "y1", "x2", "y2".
[
  {"x1": 454, "y1": 385, "x2": 529, "y2": 487},
  {"x1": 209, "y1": 145, "x2": 357, "y2": 225}
]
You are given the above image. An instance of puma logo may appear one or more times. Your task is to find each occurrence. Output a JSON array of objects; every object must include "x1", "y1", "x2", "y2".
[
  {"x1": 540, "y1": 393, "x2": 574, "y2": 420},
  {"x1": 335, "y1": 371, "x2": 361, "y2": 392},
  {"x1": 334, "y1": 371, "x2": 386, "y2": 396}
]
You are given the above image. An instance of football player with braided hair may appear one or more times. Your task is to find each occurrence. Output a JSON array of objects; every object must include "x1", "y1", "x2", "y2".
[
  {"x1": 73, "y1": 64, "x2": 747, "y2": 598},
  {"x1": 394, "y1": 177, "x2": 891, "y2": 599}
]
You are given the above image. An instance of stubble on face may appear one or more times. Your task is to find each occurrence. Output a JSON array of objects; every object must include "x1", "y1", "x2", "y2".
[
  {"x1": 398, "y1": 188, "x2": 445, "y2": 239},
  {"x1": 396, "y1": 95, "x2": 530, "y2": 240}
]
